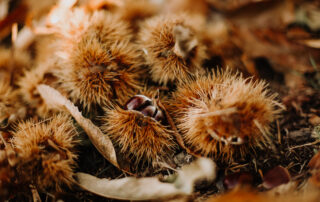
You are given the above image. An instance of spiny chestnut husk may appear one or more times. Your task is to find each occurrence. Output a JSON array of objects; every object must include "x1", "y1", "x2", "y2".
[
  {"x1": 18, "y1": 59, "x2": 59, "y2": 117},
  {"x1": 11, "y1": 114, "x2": 79, "y2": 191},
  {"x1": 0, "y1": 47, "x2": 31, "y2": 86},
  {"x1": 101, "y1": 93, "x2": 176, "y2": 166},
  {"x1": 55, "y1": 10, "x2": 143, "y2": 111},
  {"x1": 116, "y1": 0, "x2": 159, "y2": 32},
  {"x1": 138, "y1": 14, "x2": 207, "y2": 85},
  {"x1": 0, "y1": 80, "x2": 25, "y2": 126},
  {"x1": 168, "y1": 69, "x2": 283, "y2": 161}
]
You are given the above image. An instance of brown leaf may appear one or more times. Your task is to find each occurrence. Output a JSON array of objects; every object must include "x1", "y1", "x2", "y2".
[
  {"x1": 85, "y1": 0, "x2": 123, "y2": 11},
  {"x1": 308, "y1": 172, "x2": 320, "y2": 188},
  {"x1": 223, "y1": 172, "x2": 253, "y2": 190},
  {"x1": 309, "y1": 114, "x2": 320, "y2": 126},
  {"x1": 307, "y1": 152, "x2": 320, "y2": 188},
  {"x1": 206, "y1": 0, "x2": 271, "y2": 12},
  {"x1": 0, "y1": 3, "x2": 27, "y2": 41},
  {"x1": 309, "y1": 152, "x2": 320, "y2": 170},
  {"x1": 206, "y1": 188, "x2": 268, "y2": 202},
  {"x1": 262, "y1": 166, "x2": 291, "y2": 189},
  {"x1": 0, "y1": 0, "x2": 9, "y2": 21},
  {"x1": 233, "y1": 27, "x2": 319, "y2": 74},
  {"x1": 164, "y1": 0, "x2": 209, "y2": 15},
  {"x1": 223, "y1": 1, "x2": 320, "y2": 78}
]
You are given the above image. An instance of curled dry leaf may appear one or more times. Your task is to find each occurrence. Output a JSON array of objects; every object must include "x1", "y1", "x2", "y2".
[
  {"x1": 0, "y1": 0, "x2": 9, "y2": 21},
  {"x1": 76, "y1": 158, "x2": 216, "y2": 200},
  {"x1": 207, "y1": 186, "x2": 320, "y2": 202},
  {"x1": 206, "y1": 0, "x2": 271, "y2": 12},
  {"x1": 299, "y1": 39, "x2": 320, "y2": 49},
  {"x1": 36, "y1": 84, "x2": 120, "y2": 171},
  {"x1": 223, "y1": 172, "x2": 253, "y2": 190},
  {"x1": 206, "y1": 189, "x2": 268, "y2": 202},
  {"x1": 46, "y1": 0, "x2": 77, "y2": 27},
  {"x1": 309, "y1": 172, "x2": 320, "y2": 188},
  {"x1": 309, "y1": 114, "x2": 320, "y2": 126},
  {"x1": 14, "y1": 25, "x2": 35, "y2": 51},
  {"x1": 0, "y1": 2, "x2": 28, "y2": 40},
  {"x1": 308, "y1": 152, "x2": 320, "y2": 170},
  {"x1": 262, "y1": 166, "x2": 291, "y2": 189},
  {"x1": 85, "y1": 0, "x2": 123, "y2": 11},
  {"x1": 308, "y1": 152, "x2": 320, "y2": 188}
]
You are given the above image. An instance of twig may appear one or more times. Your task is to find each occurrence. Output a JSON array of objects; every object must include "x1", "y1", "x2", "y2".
[
  {"x1": 289, "y1": 140, "x2": 320, "y2": 150},
  {"x1": 30, "y1": 185, "x2": 42, "y2": 202},
  {"x1": 0, "y1": 131, "x2": 7, "y2": 147},
  {"x1": 157, "y1": 100, "x2": 201, "y2": 158},
  {"x1": 277, "y1": 120, "x2": 281, "y2": 144}
]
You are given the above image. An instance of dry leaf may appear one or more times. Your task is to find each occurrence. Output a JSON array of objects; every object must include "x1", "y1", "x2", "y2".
[
  {"x1": 37, "y1": 84, "x2": 120, "y2": 170},
  {"x1": 0, "y1": 2, "x2": 28, "y2": 41},
  {"x1": 0, "y1": 0, "x2": 9, "y2": 21},
  {"x1": 46, "y1": 0, "x2": 77, "y2": 26},
  {"x1": 76, "y1": 158, "x2": 216, "y2": 200},
  {"x1": 308, "y1": 172, "x2": 320, "y2": 188},
  {"x1": 85, "y1": 0, "x2": 123, "y2": 11},
  {"x1": 207, "y1": 185, "x2": 319, "y2": 202},
  {"x1": 299, "y1": 39, "x2": 320, "y2": 49},
  {"x1": 309, "y1": 152, "x2": 320, "y2": 170},
  {"x1": 262, "y1": 166, "x2": 291, "y2": 189},
  {"x1": 206, "y1": 0, "x2": 271, "y2": 12},
  {"x1": 13, "y1": 26, "x2": 35, "y2": 51},
  {"x1": 223, "y1": 172, "x2": 253, "y2": 190},
  {"x1": 309, "y1": 114, "x2": 320, "y2": 126}
]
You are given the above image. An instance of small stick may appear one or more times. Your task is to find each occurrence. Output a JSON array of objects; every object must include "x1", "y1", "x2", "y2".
[
  {"x1": 30, "y1": 185, "x2": 42, "y2": 202},
  {"x1": 157, "y1": 100, "x2": 201, "y2": 158},
  {"x1": 0, "y1": 131, "x2": 7, "y2": 147},
  {"x1": 289, "y1": 140, "x2": 320, "y2": 150},
  {"x1": 277, "y1": 120, "x2": 281, "y2": 144}
]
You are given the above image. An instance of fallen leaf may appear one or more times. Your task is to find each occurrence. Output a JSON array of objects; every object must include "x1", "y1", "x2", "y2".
[
  {"x1": 0, "y1": 2, "x2": 28, "y2": 41},
  {"x1": 262, "y1": 166, "x2": 291, "y2": 189},
  {"x1": 206, "y1": 0, "x2": 271, "y2": 12},
  {"x1": 206, "y1": 188, "x2": 269, "y2": 202},
  {"x1": 295, "y1": 3, "x2": 320, "y2": 31},
  {"x1": 76, "y1": 158, "x2": 216, "y2": 200},
  {"x1": 207, "y1": 185, "x2": 319, "y2": 202},
  {"x1": 0, "y1": 0, "x2": 9, "y2": 21},
  {"x1": 306, "y1": 152, "x2": 320, "y2": 189},
  {"x1": 309, "y1": 152, "x2": 320, "y2": 170},
  {"x1": 308, "y1": 172, "x2": 320, "y2": 188},
  {"x1": 298, "y1": 39, "x2": 320, "y2": 49},
  {"x1": 85, "y1": 0, "x2": 123, "y2": 11},
  {"x1": 223, "y1": 172, "x2": 253, "y2": 190},
  {"x1": 37, "y1": 84, "x2": 121, "y2": 172},
  {"x1": 309, "y1": 114, "x2": 320, "y2": 126}
]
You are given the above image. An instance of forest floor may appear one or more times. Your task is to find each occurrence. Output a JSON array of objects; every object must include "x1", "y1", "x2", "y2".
[{"x1": 0, "y1": 0, "x2": 320, "y2": 201}]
